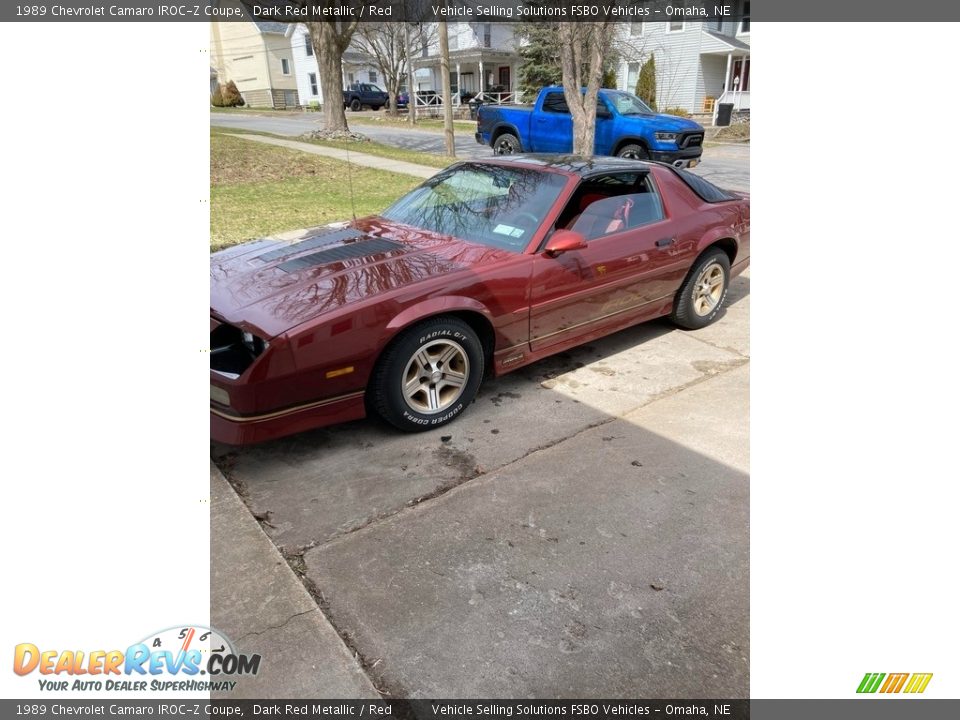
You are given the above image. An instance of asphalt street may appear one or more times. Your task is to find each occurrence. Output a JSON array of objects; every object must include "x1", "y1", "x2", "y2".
[{"x1": 209, "y1": 111, "x2": 750, "y2": 191}]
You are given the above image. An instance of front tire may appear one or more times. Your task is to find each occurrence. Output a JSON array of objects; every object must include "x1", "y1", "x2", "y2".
[
  {"x1": 350, "y1": 98, "x2": 362, "y2": 112},
  {"x1": 370, "y1": 317, "x2": 484, "y2": 432},
  {"x1": 493, "y1": 133, "x2": 521, "y2": 155},
  {"x1": 617, "y1": 144, "x2": 649, "y2": 160},
  {"x1": 671, "y1": 248, "x2": 731, "y2": 330}
]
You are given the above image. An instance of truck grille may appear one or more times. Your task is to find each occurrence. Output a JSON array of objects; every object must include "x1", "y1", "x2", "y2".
[{"x1": 680, "y1": 133, "x2": 703, "y2": 149}]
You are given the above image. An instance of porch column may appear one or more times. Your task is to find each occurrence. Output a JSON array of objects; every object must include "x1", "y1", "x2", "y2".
[
  {"x1": 621, "y1": 61, "x2": 629, "y2": 91},
  {"x1": 479, "y1": 59, "x2": 484, "y2": 94},
  {"x1": 456, "y1": 62, "x2": 461, "y2": 105}
]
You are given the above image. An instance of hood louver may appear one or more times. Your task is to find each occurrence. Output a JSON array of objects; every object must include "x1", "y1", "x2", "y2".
[{"x1": 278, "y1": 237, "x2": 404, "y2": 273}]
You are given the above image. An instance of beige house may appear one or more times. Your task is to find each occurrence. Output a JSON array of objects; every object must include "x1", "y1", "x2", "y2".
[{"x1": 210, "y1": 12, "x2": 299, "y2": 109}]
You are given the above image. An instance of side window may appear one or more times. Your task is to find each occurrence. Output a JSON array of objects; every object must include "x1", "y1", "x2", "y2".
[
  {"x1": 542, "y1": 92, "x2": 570, "y2": 114},
  {"x1": 561, "y1": 174, "x2": 665, "y2": 241}
]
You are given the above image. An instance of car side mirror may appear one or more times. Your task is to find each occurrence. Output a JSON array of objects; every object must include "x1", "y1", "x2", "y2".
[
  {"x1": 543, "y1": 230, "x2": 588, "y2": 257},
  {"x1": 596, "y1": 107, "x2": 612, "y2": 119}
]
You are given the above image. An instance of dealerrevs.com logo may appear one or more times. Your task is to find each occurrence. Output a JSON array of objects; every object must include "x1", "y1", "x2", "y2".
[
  {"x1": 857, "y1": 672, "x2": 933, "y2": 694},
  {"x1": 13, "y1": 625, "x2": 260, "y2": 693}
]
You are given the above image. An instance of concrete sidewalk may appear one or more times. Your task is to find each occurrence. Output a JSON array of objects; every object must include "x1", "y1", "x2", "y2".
[
  {"x1": 210, "y1": 463, "x2": 379, "y2": 698},
  {"x1": 225, "y1": 133, "x2": 439, "y2": 179}
]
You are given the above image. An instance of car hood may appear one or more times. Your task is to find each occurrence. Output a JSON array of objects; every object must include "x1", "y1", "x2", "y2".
[
  {"x1": 624, "y1": 113, "x2": 703, "y2": 133},
  {"x1": 210, "y1": 217, "x2": 513, "y2": 338}
]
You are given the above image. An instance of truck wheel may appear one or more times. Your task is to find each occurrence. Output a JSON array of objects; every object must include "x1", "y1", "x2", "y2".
[
  {"x1": 494, "y1": 133, "x2": 521, "y2": 155},
  {"x1": 370, "y1": 317, "x2": 484, "y2": 432},
  {"x1": 350, "y1": 98, "x2": 361, "y2": 112},
  {"x1": 617, "y1": 144, "x2": 649, "y2": 160},
  {"x1": 372, "y1": 105, "x2": 382, "y2": 111}
]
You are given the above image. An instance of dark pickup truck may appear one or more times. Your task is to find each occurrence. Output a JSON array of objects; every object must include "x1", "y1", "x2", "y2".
[
  {"x1": 343, "y1": 83, "x2": 389, "y2": 111},
  {"x1": 477, "y1": 87, "x2": 705, "y2": 167}
]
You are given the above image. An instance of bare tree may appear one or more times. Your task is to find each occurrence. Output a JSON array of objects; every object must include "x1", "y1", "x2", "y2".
[
  {"x1": 557, "y1": 21, "x2": 612, "y2": 156},
  {"x1": 353, "y1": 23, "x2": 407, "y2": 115},
  {"x1": 303, "y1": 14, "x2": 360, "y2": 132}
]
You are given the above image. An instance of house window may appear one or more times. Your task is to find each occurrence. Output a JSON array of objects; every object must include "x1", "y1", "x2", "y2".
[
  {"x1": 304, "y1": 36, "x2": 313, "y2": 56},
  {"x1": 740, "y1": 1, "x2": 750, "y2": 33},
  {"x1": 668, "y1": 21, "x2": 685, "y2": 32},
  {"x1": 483, "y1": 23, "x2": 491, "y2": 48},
  {"x1": 630, "y1": 21, "x2": 643, "y2": 37},
  {"x1": 348, "y1": 72, "x2": 355, "y2": 84},
  {"x1": 368, "y1": 70, "x2": 377, "y2": 83},
  {"x1": 308, "y1": 72, "x2": 318, "y2": 96},
  {"x1": 281, "y1": 58, "x2": 290, "y2": 75}
]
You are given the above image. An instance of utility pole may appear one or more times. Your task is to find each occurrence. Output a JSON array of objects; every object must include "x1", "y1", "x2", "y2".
[
  {"x1": 438, "y1": 15, "x2": 456, "y2": 157},
  {"x1": 405, "y1": 20, "x2": 416, "y2": 125}
]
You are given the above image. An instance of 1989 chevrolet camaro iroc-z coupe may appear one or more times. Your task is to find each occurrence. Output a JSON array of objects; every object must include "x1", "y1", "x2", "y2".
[{"x1": 211, "y1": 156, "x2": 749, "y2": 445}]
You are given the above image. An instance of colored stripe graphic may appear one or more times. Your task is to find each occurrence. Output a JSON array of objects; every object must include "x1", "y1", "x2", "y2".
[
  {"x1": 880, "y1": 673, "x2": 909, "y2": 693},
  {"x1": 857, "y1": 673, "x2": 885, "y2": 693},
  {"x1": 904, "y1": 673, "x2": 933, "y2": 694}
]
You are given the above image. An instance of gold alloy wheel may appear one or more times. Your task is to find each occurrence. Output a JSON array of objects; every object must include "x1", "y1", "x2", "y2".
[
  {"x1": 402, "y1": 339, "x2": 470, "y2": 414},
  {"x1": 692, "y1": 262, "x2": 725, "y2": 316}
]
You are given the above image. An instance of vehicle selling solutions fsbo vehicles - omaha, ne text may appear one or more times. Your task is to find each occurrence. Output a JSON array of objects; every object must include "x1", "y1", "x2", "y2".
[{"x1": 210, "y1": 156, "x2": 749, "y2": 445}]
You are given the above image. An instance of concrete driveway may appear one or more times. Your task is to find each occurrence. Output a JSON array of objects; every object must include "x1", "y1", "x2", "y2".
[
  {"x1": 209, "y1": 111, "x2": 750, "y2": 191},
  {"x1": 213, "y1": 270, "x2": 749, "y2": 698}
]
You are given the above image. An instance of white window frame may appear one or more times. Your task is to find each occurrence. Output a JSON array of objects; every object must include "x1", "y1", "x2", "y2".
[
  {"x1": 667, "y1": 21, "x2": 686, "y2": 33},
  {"x1": 303, "y1": 36, "x2": 313, "y2": 56},
  {"x1": 629, "y1": 21, "x2": 644, "y2": 37},
  {"x1": 739, "y1": 1, "x2": 751, "y2": 34},
  {"x1": 280, "y1": 58, "x2": 290, "y2": 75},
  {"x1": 308, "y1": 72, "x2": 318, "y2": 96}
]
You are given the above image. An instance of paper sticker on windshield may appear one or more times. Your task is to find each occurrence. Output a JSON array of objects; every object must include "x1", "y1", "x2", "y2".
[{"x1": 493, "y1": 224, "x2": 525, "y2": 238}]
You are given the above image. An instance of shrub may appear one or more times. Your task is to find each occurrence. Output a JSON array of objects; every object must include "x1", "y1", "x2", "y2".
[
  {"x1": 211, "y1": 84, "x2": 224, "y2": 107},
  {"x1": 635, "y1": 55, "x2": 657, "y2": 111},
  {"x1": 661, "y1": 106, "x2": 691, "y2": 118},
  {"x1": 221, "y1": 81, "x2": 245, "y2": 107}
]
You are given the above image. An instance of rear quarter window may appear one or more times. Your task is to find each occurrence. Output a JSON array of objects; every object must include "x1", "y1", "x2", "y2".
[{"x1": 675, "y1": 169, "x2": 737, "y2": 203}]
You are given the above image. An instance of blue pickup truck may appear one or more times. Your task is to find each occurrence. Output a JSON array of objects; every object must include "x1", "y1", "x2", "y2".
[{"x1": 476, "y1": 87, "x2": 704, "y2": 167}]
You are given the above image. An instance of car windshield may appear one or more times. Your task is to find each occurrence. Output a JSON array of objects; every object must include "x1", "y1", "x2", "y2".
[
  {"x1": 382, "y1": 164, "x2": 568, "y2": 252},
  {"x1": 604, "y1": 91, "x2": 656, "y2": 116}
]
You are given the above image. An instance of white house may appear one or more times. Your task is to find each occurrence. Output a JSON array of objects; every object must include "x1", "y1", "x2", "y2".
[
  {"x1": 288, "y1": 25, "x2": 384, "y2": 108},
  {"x1": 411, "y1": 22, "x2": 523, "y2": 105},
  {"x1": 614, "y1": 12, "x2": 751, "y2": 119}
]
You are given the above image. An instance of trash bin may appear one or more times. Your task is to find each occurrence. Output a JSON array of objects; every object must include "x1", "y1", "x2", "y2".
[
  {"x1": 469, "y1": 99, "x2": 484, "y2": 120},
  {"x1": 716, "y1": 103, "x2": 734, "y2": 127}
]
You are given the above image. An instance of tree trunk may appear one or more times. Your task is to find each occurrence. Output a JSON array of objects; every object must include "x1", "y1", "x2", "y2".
[
  {"x1": 558, "y1": 22, "x2": 608, "y2": 157},
  {"x1": 438, "y1": 19, "x2": 456, "y2": 157},
  {"x1": 306, "y1": 21, "x2": 357, "y2": 133}
]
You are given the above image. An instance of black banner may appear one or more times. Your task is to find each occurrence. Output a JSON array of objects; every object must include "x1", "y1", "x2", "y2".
[
  {"x1": 5, "y1": 700, "x2": 960, "y2": 720},
  {"x1": 5, "y1": 0, "x2": 960, "y2": 22}
]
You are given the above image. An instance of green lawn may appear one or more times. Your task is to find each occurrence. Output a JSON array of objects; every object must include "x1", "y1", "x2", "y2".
[{"x1": 210, "y1": 132, "x2": 421, "y2": 251}]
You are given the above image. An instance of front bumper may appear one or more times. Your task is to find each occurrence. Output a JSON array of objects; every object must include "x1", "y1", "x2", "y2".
[
  {"x1": 210, "y1": 391, "x2": 366, "y2": 446},
  {"x1": 650, "y1": 146, "x2": 703, "y2": 168},
  {"x1": 475, "y1": 132, "x2": 485, "y2": 145}
]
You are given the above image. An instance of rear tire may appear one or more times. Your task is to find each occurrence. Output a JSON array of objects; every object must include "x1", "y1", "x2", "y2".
[
  {"x1": 493, "y1": 133, "x2": 521, "y2": 155},
  {"x1": 617, "y1": 144, "x2": 649, "y2": 160},
  {"x1": 350, "y1": 98, "x2": 361, "y2": 112},
  {"x1": 370, "y1": 317, "x2": 484, "y2": 432},
  {"x1": 671, "y1": 248, "x2": 731, "y2": 330}
]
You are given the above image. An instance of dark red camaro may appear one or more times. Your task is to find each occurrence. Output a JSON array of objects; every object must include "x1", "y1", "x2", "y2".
[{"x1": 211, "y1": 156, "x2": 749, "y2": 445}]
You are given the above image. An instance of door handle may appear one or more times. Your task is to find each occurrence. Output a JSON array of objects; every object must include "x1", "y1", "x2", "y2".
[{"x1": 656, "y1": 237, "x2": 675, "y2": 247}]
